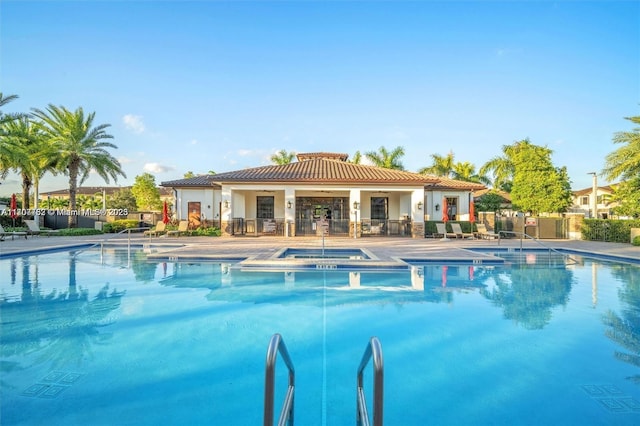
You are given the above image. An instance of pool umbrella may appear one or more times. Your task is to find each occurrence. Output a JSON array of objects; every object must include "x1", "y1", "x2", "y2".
[
  {"x1": 442, "y1": 197, "x2": 449, "y2": 223},
  {"x1": 469, "y1": 199, "x2": 475, "y2": 224},
  {"x1": 162, "y1": 201, "x2": 170, "y2": 224},
  {"x1": 10, "y1": 193, "x2": 17, "y2": 227}
]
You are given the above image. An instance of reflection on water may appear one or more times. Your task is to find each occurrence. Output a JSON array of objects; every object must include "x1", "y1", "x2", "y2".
[{"x1": 603, "y1": 262, "x2": 640, "y2": 383}]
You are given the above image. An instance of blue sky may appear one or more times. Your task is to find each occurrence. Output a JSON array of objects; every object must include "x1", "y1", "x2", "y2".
[{"x1": 1, "y1": 0, "x2": 638, "y2": 197}]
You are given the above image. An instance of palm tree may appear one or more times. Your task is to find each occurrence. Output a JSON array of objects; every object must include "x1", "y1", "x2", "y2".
[
  {"x1": 0, "y1": 93, "x2": 22, "y2": 173},
  {"x1": 350, "y1": 150, "x2": 362, "y2": 164},
  {"x1": 418, "y1": 151, "x2": 455, "y2": 177},
  {"x1": 270, "y1": 149, "x2": 296, "y2": 165},
  {"x1": 452, "y1": 161, "x2": 492, "y2": 185},
  {"x1": 602, "y1": 115, "x2": 640, "y2": 182},
  {"x1": 364, "y1": 146, "x2": 405, "y2": 170},
  {"x1": 32, "y1": 105, "x2": 125, "y2": 227},
  {"x1": 479, "y1": 149, "x2": 517, "y2": 192},
  {"x1": 1, "y1": 116, "x2": 56, "y2": 209}
]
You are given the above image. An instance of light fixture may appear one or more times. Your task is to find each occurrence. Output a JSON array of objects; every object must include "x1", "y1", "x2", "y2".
[
  {"x1": 223, "y1": 200, "x2": 229, "y2": 209},
  {"x1": 435, "y1": 204, "x2": 440, "y2": 211},
  {"x1": 353, "y1": 201, "x2": 360, "y2": 210},
  {"x1": 417, "y1": 201, "x2": 423, "y2": 210},
  {"x1": 287, "y1": 200, "x2": 292, "y2": 209}
]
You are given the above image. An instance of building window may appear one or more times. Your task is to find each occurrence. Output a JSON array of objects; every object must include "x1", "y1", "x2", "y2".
[
  {"x1": 445, "y1": 197, "x2": 458, "y2": 220},
  {"x1": 580, "y1": 196, "x2": 589, "y2": 205},
  {"x1": 371, "y1": 197, "x2": 388, "y2": 220},
  {"x1": 257, "y1": 196, "x2": 274, "y2": 219}
]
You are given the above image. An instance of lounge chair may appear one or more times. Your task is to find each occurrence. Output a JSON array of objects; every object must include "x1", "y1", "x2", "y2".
[
  {"x1": 166, "y1": 220, "x2": 189, "y2": 237},
  {"x1": 436, "y1": 223, "x2": 457, "y2": 239},
  {"x1": 144, "y1": 221, "x2": 167, "y2": 237},
  {"x1": 24, "y1": 220, "x2": 59, "y2": 237},
  {"x1": 451, "y1": 223, "x2": 474, "y2": 239},
  {"x1": 475, "y1": 223, "x2": 499, "y2": 239},
  {"x1": 0, "y1": 224, "x2": 28, "y2": 241}
]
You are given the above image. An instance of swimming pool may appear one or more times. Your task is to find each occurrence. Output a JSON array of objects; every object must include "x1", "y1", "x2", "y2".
[{"x1": 1, "y1": 247, "x2": 639, "y2": 425}]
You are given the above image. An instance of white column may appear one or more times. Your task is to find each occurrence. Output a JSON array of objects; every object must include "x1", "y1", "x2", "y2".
[{"x1": 589, "y1": 172, "x2": 598, "y2": 218}]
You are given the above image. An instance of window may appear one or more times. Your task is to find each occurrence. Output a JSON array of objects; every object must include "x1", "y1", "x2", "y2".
[
  {"x1": 371, "y1": 197, "x2": 388, "y2": 220},
  {"x1": 580, "y1": 196, "x2": 589, "y2": 205},
  {"x1": 257, "y1": 196, "x2": 274, "y2": 219},
  {"x1": 445, "y1": 197, "x2": 458, "y2": 220}
]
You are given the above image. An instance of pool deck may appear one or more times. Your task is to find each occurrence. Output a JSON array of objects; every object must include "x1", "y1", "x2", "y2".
[{"x1": 1, "y1": 234, "x2": 638, "y2": 266}]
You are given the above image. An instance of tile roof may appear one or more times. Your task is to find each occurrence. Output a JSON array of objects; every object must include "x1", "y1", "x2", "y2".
[
  {"x1": 208, "y1": 158, "x2": 439, "y2": 184},
  {"x1": 161, "y1": 175, "x2": 221, "y2": 188},
  {"x1": 42, "y1": 186, "x2": 173, "y2": 196},
  {"x1": 424, "y1": 175, "x2": 486, "y2": 191}
]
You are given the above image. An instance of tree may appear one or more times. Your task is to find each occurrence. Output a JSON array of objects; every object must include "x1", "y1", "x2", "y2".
[
  {"x1": 480, "y1": 153, "x2": 515, "y2": 192},
  {"x1": 364, "y1": 145, "x2": 405, "y2": 170},
  {"x1": 350, "y1": 150, "x2": 362, "y2": 164},
  {"x1": 32, "y1": 105, "x2": 125, "y2": 227},
  {"x1": 131, "y1": 173, "x2": 162, "y2": 211},
  {"x1": 418, "y1": 151, "x2": 455, "y2": 177},
  {"x1": 475, "y1": 190, "x2": 509, "y2": 213},
  {"x1": 0, "y1": 93, "x2": 22, "y2": 178},
  {"x1": 270, "y1": 149, "x2": 296, "y2": 165},
  {"x1": 507, "y1": 139, "x2": 573, "y2": 214},
  {"x1": 2, "y1": 116, "x2": 59, "y2": 209},
  {"x1": 110, "y1": 188, "x2": 137, "y2": 211},
  {"x1": 602, "y1": 115, "x2": 640, "y2": 182},
  {"x1": 183, "y1": 171, "x2": 195, "y2": 179},
  {"x1": 452, "y1": 161, "x2": 491, "y2": 185}
]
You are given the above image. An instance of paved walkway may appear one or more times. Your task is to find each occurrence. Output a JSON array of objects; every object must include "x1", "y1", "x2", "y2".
[{"x1": 1, "y1": 233, "x2": 638, "y2": 264}]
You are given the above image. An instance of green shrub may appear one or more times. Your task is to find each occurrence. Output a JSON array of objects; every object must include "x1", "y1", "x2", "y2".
[
  {"x1": 55, "y1": 228, "x2": 104, "y2": 236},
  {"x1": 582, "y1": 219, "x2": 640, "y2": 243},
  {"x1": 103, "y1": 219, "x2": 140, "y2": 233},
  {"x1": 188, "y1": 227, "x2": 222, "y2": 237},
  {"x1": 633, "y1": 236, "x2": 640, "y2": 246}
]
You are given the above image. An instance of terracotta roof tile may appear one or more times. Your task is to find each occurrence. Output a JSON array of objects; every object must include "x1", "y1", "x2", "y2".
[
  {"x1": 424, "y1": 175, "x2": 486, "y2": 190},
  {"x1": 161, "y1": 175, "x2": 221, "y2": 188},
  {"x1": 210, "y1": 158, "x2": 439, "y2": 184}
]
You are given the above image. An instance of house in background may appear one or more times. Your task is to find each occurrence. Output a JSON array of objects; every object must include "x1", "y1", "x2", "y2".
[
  {"x1": 570, "y1": 184, "x2": 619, "y2": 219},
  {"x1": 161, "y1": 152, "x2": 485, "y2": 237}
]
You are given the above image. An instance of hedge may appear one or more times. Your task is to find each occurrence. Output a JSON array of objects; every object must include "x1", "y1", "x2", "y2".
[{"x1": 582, "y1": 219, "x2": 640, "y2": 243}]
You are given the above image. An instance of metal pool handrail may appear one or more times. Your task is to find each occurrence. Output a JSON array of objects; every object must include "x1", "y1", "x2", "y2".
[
  {"x1": 264, "y1": 333, "x2": 295, "y2": 426},
  {"x1": 357, "y1": 337, "x2": 384, "y2": 426},
  {"x1": 497, "y1": 230, "x2": 579, "y2": 265},
  {"x1": 72, "y1": 226, "x2": 151, "y2": 259}
]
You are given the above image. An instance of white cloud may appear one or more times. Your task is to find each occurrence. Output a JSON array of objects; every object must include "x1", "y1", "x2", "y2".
[
  {"x1": 123, "y1": 114, "x2": 145, "y2": 134},
  {"x1": 143, "y1": 163, "x2": 174, "y2": 173},
  {"x1": 117, "y1": 156, "x2": 134, "y2": 164}
]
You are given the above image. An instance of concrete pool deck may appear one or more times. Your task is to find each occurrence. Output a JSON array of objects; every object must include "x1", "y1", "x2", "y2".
[{"x1": 1, "y1": 234, "x2": 639, "y2": 264}]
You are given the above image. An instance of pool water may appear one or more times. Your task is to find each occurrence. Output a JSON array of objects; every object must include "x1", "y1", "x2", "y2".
[
  {"x1": 1, "y1": 247, "x2": 640, "y2": 425},
  {"x1": 277, "y1": 247, "x2": 371, "y2": 259}
]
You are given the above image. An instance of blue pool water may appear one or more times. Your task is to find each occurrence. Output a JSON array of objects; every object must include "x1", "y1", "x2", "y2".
[{"x1": 1, "y1": 247, "x2": 640, "y2": 425}]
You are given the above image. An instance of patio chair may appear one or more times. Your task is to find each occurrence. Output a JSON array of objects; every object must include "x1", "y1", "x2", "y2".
[
  {"x1": 436, "y1": 223, "x2": 457, "y2": 239},
  {"x1": 144, "y1": 221, "x2": 167, "y2": 237},
  {"x1": 451, "y1": 223, "x2": 474, "y2": 239},
  {"x1": 475, "y1": 223, "x2": 499, "y2": 239},
  {"x1": 0, "y1": 224, "x2": 28, "y2": 241},
  {"x1": 24, "y1": 219, "x2": 60, "y2": 237},
  {"x1": 166, "y1": 220, "x2": 189, "y2": 237}
]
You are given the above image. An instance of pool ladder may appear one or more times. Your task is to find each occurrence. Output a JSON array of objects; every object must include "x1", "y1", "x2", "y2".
[{"x1": 263, "y1": 333, "x2": 384, "y2": 426}]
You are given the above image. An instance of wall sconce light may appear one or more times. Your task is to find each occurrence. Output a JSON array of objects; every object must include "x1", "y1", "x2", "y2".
[
  {"x1": 207, "y1": 205, "x2": 211, "y2": 209},
  {"x1": 417, "y1": 201, "x2": 423, "y2": 210},
  {"x1": 435, "y1": 204, "x2": 440, "y2": 211},
  {"x1": 287, "y1": 200, "x2": 292, "y2": 209},
  {"x1": 223, "y1": 200, "x2": 229, "y2": 209},
  {"x1": 353, "y1": 201, "x2": 360, "y2": 210}
]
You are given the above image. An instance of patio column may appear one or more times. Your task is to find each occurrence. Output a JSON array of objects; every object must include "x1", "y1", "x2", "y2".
[
  {"x1": 350, "y1": 189, "x2": 361, "y2": 238},
  {"x1": 220, "y1": 186, "x2": 233, "y2": 237},
  {"x1": 284, "y1": 187, "x2": 295, "y2": 237},
  {"x1": 411, "y1": 189, "x2": 425, "y2": 238}
]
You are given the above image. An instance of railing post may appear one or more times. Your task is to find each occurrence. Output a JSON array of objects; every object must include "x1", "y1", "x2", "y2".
[
  {"x1": 357, "y1": 337, "x2": 383, "y2": 426},
  {"x1": 264, "y1": 334, "x2": 295, "y2": 426}
]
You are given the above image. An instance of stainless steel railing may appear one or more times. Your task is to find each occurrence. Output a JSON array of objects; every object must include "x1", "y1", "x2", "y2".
[
  {"x1": 264, "y1": 333, "x2": 295, "y2": 426},
  {"x1": 357, "y1": 337, "x2": 384, "y2": 426},
  {"x1": 498, "y1": 230, "x2": 579, "y2": 265}
]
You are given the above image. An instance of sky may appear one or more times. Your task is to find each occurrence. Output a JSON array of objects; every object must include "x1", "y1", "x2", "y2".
[{"x1": 1, "y1": 0, "x2": 638, "y2": 197}]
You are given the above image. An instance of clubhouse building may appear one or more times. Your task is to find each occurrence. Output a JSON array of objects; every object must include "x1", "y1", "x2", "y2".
[{"x1": 161, "y1": 152, "x2": 484, "y2": 238}]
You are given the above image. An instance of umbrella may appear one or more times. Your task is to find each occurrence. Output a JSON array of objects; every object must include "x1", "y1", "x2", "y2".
[
  {"x1": 162, "y1": 201, "x2": 170, "y2": 224},
  {"x1": 469, "y1": 199, "x2": 475, "y2": 224},
  {"x1": 10, "y1": 193, "x2": 17, "y2": 227},
  {"x1": 442, "y1": 197, "x2": 449, "y2": 223}
]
